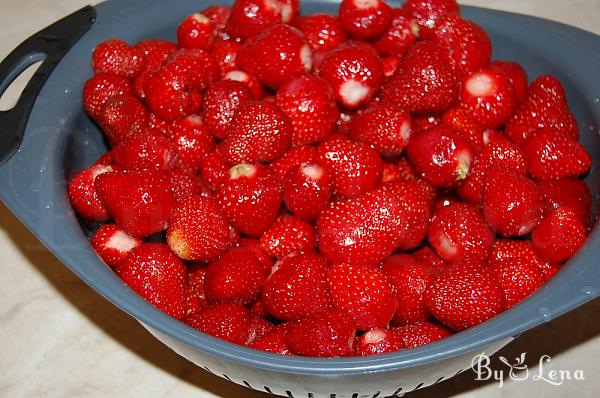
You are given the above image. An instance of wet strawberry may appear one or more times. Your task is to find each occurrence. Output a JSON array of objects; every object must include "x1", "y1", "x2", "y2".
[
  {"x1": 402, "y1": 0, "x2": 459, "y2": 37},
  {"x1": 222, "y1": 70, "x2": 265, "y2": 99},
  {"x1": 249, "y1": 324, "x2": 293, "y2": 355},
  {"x1": 68, "y1": 163, "x2": 115, "y2": 221},
  {"x1": 396, "y1": 322, "x2": 453, "y2": 348},
  {"x1": 168, "y1": 115, "x2": 215, "y2": 174},
  {"x1": 92, "y1": 38, "x2": 145, "y2": 78},
  {"x1": 90, "y1": 224, "x2": 141, "y2": 269},
  {"x1": 338, "y1": 0, "x2": 393, "y2": 40},
  {"x1": 201, "y1": 5, "x2": 231, "y2": 38},
  {"x1": 355, "y1": 328, "x2": 404, "y2": 356},
  {"x1": 538, "y1": 178, "x2": 592, "y2": 226},
  {"x1": 295, "y1": 13, "x2": 346, "y2": 52},
  {"x1": 112, "y1": 130, "x2": 176, "y2": 171},
  {"x1": 185, "y1": 263, "x2": 208, "y2": 316},
  {"x1": 259, "y1": 215, "x2": 317, "y2": 259},
  {"x1": 203, "y1": 80, "x2": 253, "y2": 140},
  {"x1": 83, "y1": 73, "x2": 133, "y2": 121},
  {"x1": 531, "y1": 208, "x2": 587, "y2": 263},
  {"x1": 490, "y1": 60, "x2": 528, "y2": 102},
  {"x1": 271, "y1": 145, "x2": 319, "y2": 180},
  {"x1": 210, "y1": 39, "x2": 241, "y2": 76},
  {"x1": 200, "y1": 145, "x2": 232, "y2": 190},
  {"x1": 226, "y1": 0, "x2": 294, "y2": 39},
  {"x1": 177, "y1": 13, "x2": 214, "y2": 50},
  {"x1": 283, "y1": 162, "x2": 333, "y2": 221},
  {"x1": 286, "y1": 310, "x2": 356, "y2": 357},
  {"x1": 185, "y1": 302, "x2": 258, "y2": 345},
  {"x1": 99, "y1": 95, "x2": 149, "y2": 144},
  {"x1": 440, "y1": 107, "x2": 485, "y2": 151},
  {"x1": 491, "y1": 258, "x2": 545, "y2": 308},
  {"x1": 375, "y1": 8, "x2": 419, "y2": 56}
]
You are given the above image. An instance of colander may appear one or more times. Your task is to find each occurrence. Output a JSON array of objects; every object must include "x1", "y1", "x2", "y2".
[{"x1": 1, "y1": 1, "x2": 599, "y2": 397}]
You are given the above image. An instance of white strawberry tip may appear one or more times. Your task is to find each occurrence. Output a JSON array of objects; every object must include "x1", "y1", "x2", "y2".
[
  {"x1": 436, "y1": 233, "x2": 458, "y2": 258},
  {"x1": 230, "y1": 163, "x2": 256, "y2": 179},
  {"x1": 455, "y1": 150, "x2": 472, "y2": 180},
  {"x1": 107, "y1": 230, "x2": 139, "y2": 253},
  {"x1": 191, "y1": 13, "x2": 210, "y2": 25},
  {"x1": 482, "y1": 129, "x2": 492, "y2": 145},
  {"x1": 185, "y1": 114, "x2": 204, "y2": 125},
  {"x1": 353, "y1": 0, "x2": 379, "y2": 9},
  {"x1": 466, "y1": 72, "x2": 494, "y2": 97},
  {"x1": 339, "y1": 80, "x2": 370, "y2": 108},
  {"x1": 300, "y1": 45, "x2": 313, "y2": 72},
  {"x1": 409, "y1": 20, "x2": 421, "y2": 38},
  {"x1": 91, "y1": 164, "x2": 113, "y2": 179},
  {"x1": 224, "y1": 70, "x2": 249, "y2": 83},
  {"x1": 400, "y1": 120, "x2": 412, "y2": 143},
  {"x1": 301, "y1": 163, "x2": 324, "y2": 180},
  {"x1": 280, "y1": 3, "x2": 293, "y2": 23},
  {"x1": 363, "y1": 328, "x2": 386, "y2": 344}
]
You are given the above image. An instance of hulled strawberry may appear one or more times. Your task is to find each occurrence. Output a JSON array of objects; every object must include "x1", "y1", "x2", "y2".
[
  {"x1": 68, "y1": 163, "x2": 115, "y2": 221},
  {"x1": 271, "y1": 145, "x2": 319, "y2": 180},
  {"x1": 490, "y1": 239, "x2": 557, "y2": 281},
  {"x1": 375, "y1": 8, "x2": 419, "y2": 56},
  {"x1": 202, "y1": 80, "x2": 253, "y2": 140},
  {"x1": 83, "y1": 73, "x2": 133, "y2": 121},
  {"x1": 338, "y1": 0, "x2": 393, "y2": 40},
  {"x1": 185, "y1": 302, "x2": 258, "y2": 345},
  {"x1": 216, "y1": 163, "x2": 282, "y2": 236},
  {"x1": 201, "y1": 5, "x2": 231, "y2": 38},
  {"x1": 90, "y1": 224, "x2": 141, "y2": 269},
  {"x1": 355, "y1": 328, "x2": 404, "y2": 356},
  {"x1": 168, "y1": 115, "x2": 215, "y2": 174},
  {"x1": 112, "y1": 130, "x2": 176, "y2": 171},
  {"x1": 222, "y1": 70, "x2": 265, "y2": 99},
  {"x1": 167, "y1": 195, "x2": 233, "y2": 261},
  {"x1": 396, "y1": 322, "x2": 453, "y2": 348},
  {"x1": 210, "y1": 39, "x2": 241, "y2": 76},
  {"x1": 117, "y1": 243, "x2": 187, "y2": 319},
  {"x1": 133, "y1": 39, "x2": 178, "y2": 99},
  {"x1": 249, "y1": 324, "x2": 293, "y2": 355},
  {"x1": 538, "y1": 178, "x2": 592, "y2": 226},
  {"x1": 99, "y1": 95, "x2": 149, "y2": 144},
  {"x1": 295, "y1": 13, "x2": 347, "y2": 52},
  {"x1": 382, "y1": 55, "x2": 401, "y2": 77},
  {"x1": 440, "y1": 107, "x2": 484, "y2": 151},
  {"x1": 283, "y1": 162, "x2": 333, "y2": 221},
  {"x1": 402, "y1": 0, "x2": 459, "y2": 36},
  {"x1": 92, "y1": 38, "x2": 146, "y2": 79},
  {"x1": 286, "y1": 310, "x2": 356, "y2": 357},
  {"x1": 531, "y1": 208, "x2": 587, "y2": 263},
  {"x1": 412, "y1": 246, "x2": 448, "y2": 274},
  {"x1": 226, "y1": 0, "x2": 294, "y2": 39},
  {"x1": 491, "y1": 258, "x2": 545, "y2": 308},
  {"x1": 177, "y1": 13, "x2": 214, "y2": 50},
  {"x1": 490, "y1": 60, "x2": 528, "y2": 102},
  {"x1": 259, "y1": 215, "x2": 317, "y2": 259}
]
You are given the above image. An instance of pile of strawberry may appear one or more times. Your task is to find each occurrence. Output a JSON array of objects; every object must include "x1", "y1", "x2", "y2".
[{"x1": 68, "y1": 0, "x2": 593, "y2": 357}]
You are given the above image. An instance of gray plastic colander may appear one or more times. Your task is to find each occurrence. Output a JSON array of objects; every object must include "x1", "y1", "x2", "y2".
[{"x1": 0, "y1": 1, "x2": 599, "y2": 397}]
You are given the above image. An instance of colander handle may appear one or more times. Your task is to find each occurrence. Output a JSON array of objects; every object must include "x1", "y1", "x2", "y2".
[{"x1": 0, "y1": 5, "x2": 96, "y2": 166}]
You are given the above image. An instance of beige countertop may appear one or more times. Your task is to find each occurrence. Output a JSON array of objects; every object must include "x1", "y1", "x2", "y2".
[{"x1": 1, "y1": 1, "x2": 599, "y2": 397}]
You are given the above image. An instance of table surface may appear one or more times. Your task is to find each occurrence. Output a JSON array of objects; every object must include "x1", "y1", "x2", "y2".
[{"x1": 1, "y1": 0, "x2": 599, "y2": 397}]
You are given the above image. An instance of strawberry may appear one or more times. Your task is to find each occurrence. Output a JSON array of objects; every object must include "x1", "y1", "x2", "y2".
[
  {"x1": 428, "y1": 203, "x2": 493, "y2": 264},
  {"x1": 167, "y1": 115, "x2": 215, "y2": 174},
  {"x1": 222, "y1": 70, "x2": 265, "y2": 99},
  {"x1": 355, "y1": 328, "x2": 404, "y2": 356},
  {"x1": 316, "y1": 45, "x2": 384, "y2": 109},
  {"x1": 406, "y1": 125, "x2": 474, "y2": 189},
  {"x1": 259, "y1": 215, "x2": 316, "y2": 259},
  {"x1": 491, "y1": 258, "x2": 545, "y2": 308},
  {"x1": 440, "y1": 107, "x2": 484, "y2": 151},
  {"x1": 237, "y1": 24, "x2": 312, "y2": 89},
  {"x1": 425, "y1": 263, "x2": 506, "y2": 331},
  {"x1": 286, "y1": 310, "x2": 356, "y2": 357},
  {"x1": 522, "y1": 128, "x2": 591, "y2": 180},
  {"x1": 98, "y1": 95, "x2": 149, "y2": 144},
  {"x1": 413, "y1": 113, "x2": 441, "y2": 132},
  {"x1": 402, "y1": 0, "x2": 459, "y2": 37},
  {"x1": 117, "y1": 243, "x2": 187, "y2": 319},
  {"x1": 92, "y1": 38, "x2": 145, "y2": 79},
  {"x1": 505, "y1": 75, "x2": 579, "y2": 145},
  {"x1": 95, "y1": 170, "x2": 174, "y2": 238},
  {"x1": 185, "y1": 263, "x2": 207, "y2": 316},
  {"x1": 204, "y1": 247, "x2": 267, "y2": 304},
  {"x1": 295, "y1": 13, "x2": 346, "y2": 52},
  {"x1": 350, "y1": 102, "x2": 413, "y2": 157},
  {"x1": 338, "y1": 0, "x2": 393, "y2": 40},
  {"x1": 531, "y1": 208, "x2": 587, "y2": 263},
  {"x1": 200, "y1": 145, "x2": 232, "y2": 190},
  {"x1": 317, "y1": 139, "x2": 383, "y2": 198},
  {"x1": 177, "y1": 13, "x2": 214, "y2": 50},
  {"x1": 262, "y1": 252, "x2": 331, "y2": 321},
  {"x1": 381, "y1": 42, "x2": 458, "y2": 113},
  {"x1": 68, "y1": 163, "x2": 114, "y2": 221},
  {"x1": 457, "y1": 139, "x2": 527, "y2": 204},
  {"x1": 185, "y1": 302, "x2": 258, "y2": 345},
  {"x1": 222, "y1": 101, "x2": 292, "y2": 163},
  {"x1": 412, "y1": 246, "x2": 448, "y2": 274},
  {"x1": 396, "y1": 322, "x2": 453, "y2": 348},
  {"x1": 226, "y1": 0, "x2": 293, "y2": 39},
  {"x1": 381, "y1": 161, "x2": 404, "y2": 184},
  {"x1": 460, "y1": 68, "x2": 517, "y2": 129},
  {"x1": 202, "y1": 80, "x2": 253, "y2": 140},
  {"x1": 490, "y1": 239, "x2": 557, "y2": 281},
  {"x1": 90, "y1": 224, "x2": 141, "y2": 269},
  {"x1": 167, "y1": 195, "x2": 233, "y2": 261},
  {"x1": 382, "y1": 55, "x2": 401, "y2": 77},
  {"x1": 249, "y1": 324, "x2": 293, "y2": 355},
  {"x1": 482, "y1": 168, "x2": 544, "y2": 237},
  {"x1": 482, "y1": 129, "x2": 510, "y2": 146},
  {"x1": 430, "y1": 15, "x2": 491, "y2": 78},
  {"x1": 216, "y1": 163, "x2": 282, "y2": 236},
  {"x1": 251, "y1": 314, "x2": 276, "y2": 341},
  {"x1": 112, "y1": 130, "x2": 176, "y2": 171},
  {"x1": 134, "y1": 39, "x2": 177, "y2": 71},
  {"x1": 201, "y1": 5, "x2": 231, "y2": 38},
  {"x1": 275, "y1": 75, "x2": 339, "y2": 146},
  {"x1": 383, "y1": 254, "x2": 436, "y2": 325},
  {"x1": 83, "y1": 73, "x2": 133, "y2": 121},
  {"x1": 375, "y1": 9, "x2": 419, "y2": 56},
  {"x1": 538, "y1": 178, "x2": 592, "y2": 226},
  {"x1": 490, "y1": 60, "x2": 528, "y2": 102},
  {"x1": 283, "y1": 162, "x2": 333, "y2": 221},
  {"x1": 238, "y1": 238, "x2": 275, "y2": 272},
  {"x1": 210, "y1": 39, "x2": 241, "y2": 76},
  {"x1": 271, "y1": 145, "x2": 319, "y2": 180}
]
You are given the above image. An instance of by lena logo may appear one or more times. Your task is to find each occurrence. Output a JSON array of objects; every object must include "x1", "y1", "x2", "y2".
[{"x1": 471, "y1": 352, "x2": 585, "y2": 387}]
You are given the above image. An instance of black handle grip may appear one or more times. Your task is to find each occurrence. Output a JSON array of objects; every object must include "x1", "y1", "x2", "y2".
[{"x1": 0, "y1": 5, "x2": 96, "y2": 165}]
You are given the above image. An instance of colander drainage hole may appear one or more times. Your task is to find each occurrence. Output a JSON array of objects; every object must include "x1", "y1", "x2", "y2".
[
  {"x1": 434, "y1": 376, "x2": 445, "y2": 384},
  {"x1": 410, "y1": 383, "x2": 424, "y2": 392},
  {"x1": 242, "y1": 381, "x2": 253, "y2": 389},
  {"x1": 285, "y1": 390, "x2": 294, "y2": 397},
  {"x1": 263, "y1": 386, "x2": 273, "y2": 394},
  {"x1": 371, "y1": 391, "x2": 381, "y2": 398},
  {"x1": 202, "y1": 366, "x2": 213, "y2": 374},
  {"x1": 392, "y1": 387, "x2": 403, "y2": 396},
  {"x1": 329, "y1": 394, "x2": 336, "y2": 398},
  {"x1": 222, "y1": 374, "x2": 232, "y2": 382},
  {"x1": 351, "y1": 394, "x2": 358, "y2": 398}
]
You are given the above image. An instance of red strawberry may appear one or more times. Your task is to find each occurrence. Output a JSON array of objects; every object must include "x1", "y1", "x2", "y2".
[
  {"x1": 457, "y1": 139, "x2": 527, "y2": 203},
  {"x1": 402, "y1": 0, "x2": 459, "y2": 36},
  {"x1": 490, "y1": 239, "x2": 556, "y2": 281},
  {"x1": 117, "y1": 243, "x2": 187, "y2": 319},
  {"x1": 238, "y1": 24, "x2": 312, "y2": 89},
  {"x1": 147, "y1": 112, "x2": 169, "y2": 132},
  {"x1": 216, "y1": 163, "x2": 282, "y2": 236},
  {"x1": 222, "y1": 101, "x2": 292, "y2": 163},
  {"x1": 98, "y1": 95, "x2": 149, "y2": 144},
  {"x1": 482, "y1": 168, "x2": 544, "y2": 237},
  {"x1": 406, "y1": 125, "x2": 474, "y2": 189},
  {"x1": 177, "y1": 13, "x2": 214, "y2": 50},
  {"x1": 350, "y1": 102, "x2": 413, "y2": 157},
  {"x1": 200, "y1": 145, "x2": 232, "y2": 189},
  {"x1": 210, "y1": 39, "x2": 241, "y2": 76},
  {"x1": 185, "y1": 302, "x2": 258, "y2": 345},
  {"x1": 68, "y1": 163, "x2": 115, "y2": 221},
  {"x1": 383, "y1": 254, "x2": 436, "y2": 325},
  {"x1": 295, "y1": 13, "x2": 346, "y2": 52},
  {"x1": 505, "y1": 75, "x2": 579, "y2": 145},
  {"x1": 90, "y1": 224, "x2": 141, "y2": 269},
  {"x1": 92, "y1": 39, "x2": 145, "y2": 78},
  {"x1": 135, "y1": 39, "x2": 177, "y2": 71},
  {"x1": 338, "y1": 0, "x2": 393, "y2": 40},
  {"x1": 381, "y1": 161, "x2": 404, "y2": 183},
  {"x1": 259, "y1": 215, "x2": 316, "y2": 259},
  {"x1": 112, "y1": 130, "x2": 176, "y2": 171},
  {"x1": 95, "y1": 170, "x2": 174, "y2": 238},
  {"x1": 381, "y1": 42, "x2": 458, "y2": 113},
  {"x1": 375, "y1": 9, "x2": 419, "y2": 56},
  {"x1": 522, "y1": 128, "x2": 591, "y2": 180},
  {"x1": 412, "y1": 246, "x2": 448, "y2": 274},
  {"x1": 396, "y1": 322, "x2": 453, "y2": 348},
  {"x1": 382, "y1": 55, "x2": 401, "y2": 77},
  {"x1": 531, "y1": 208, "x2": 587, "y2": 263},
  {"x1": 238, "y1": 238, "x2": 275, "y2": 272},
  {"x1": 167, "y1": 115, "x2": 215, "y2": 174},
  {"x1": 283, "y1": 162, "x2": 333, "y2": 221},
  {"x1": 430, "y1": 15, "x2": 491, "y2": 78},
  {"x1": 482, "y1": 129, "x2": 510, "y2": 146},
  {"x1": 204, "y1": 247, "x2": 266, "y2": 304},
  {"x1": 249, "y1": 324, "x2": 293, "y2": 355},
  {"x1": 202, "y1": 80, "x2": 253, "y2": 140},
  {"x1": 490, "y1": 60, "x2": 528, "y2": 102},
  {"x1": 428, "y1": 203, "x2": 494, "y2": 264},
  {"x1": 413, "y1": 113, "x2": 441, "y2": 132},
  {"x1": 317, "y1": 139, "x2": 383, "y2": 198},
  {"x1": 83, "y1": 73, "x2": 133, "y2": 120},
  {"x1": 167, "y1": 195, "x2": 232, "y2": 261},
  {"x1": 222, "y1": 70, "x2": 265, "y2": 99},
  {"x1": 275, "y1": 75, "x2": 339, "y2": 146},
  {"x1": 201, "y1": 5, "x2": 231, "y2": 38},
  {"x1": 271, "y1": 145, "x2": 319, "y2": 180},
  {"x1": 355, "y1": 328, "x2": 404, "y2": 356},
  {"x1": 491, "y1": 258, "x2": 545, "y2": 308},
  {"x1": 316, "y1": 45, "x2": 384, "y2": 109},
  {"x1": 185, "y1": 263, "x2": 207, "y2": 316},
  {"x1": 425, "y1": 263, "x2": 506, "y2": 331},
  {"x1": 226, "y1": 0, "x2": 293, "y2": 39},
  {"x1": 262, "y1": 252, "x2": 331, "y2": 321},
  {"x1": 440, "y1": 107, "x2": 484, "y2": 151},
  {"x1": 286, "y1": 310, "x2": 356, "y2": 357},
  {"x1": 538, "y1": 178, "x2": 592, "y2": 226}
]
